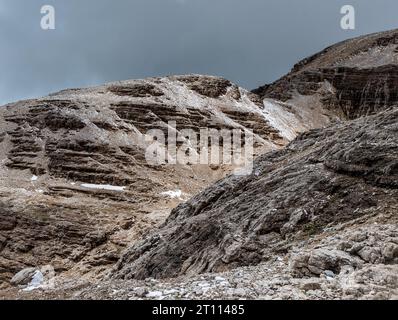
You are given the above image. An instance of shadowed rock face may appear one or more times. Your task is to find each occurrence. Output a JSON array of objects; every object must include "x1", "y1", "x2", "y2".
[
  {"x1": 253, "y1": 29, "x2": 398, "y2": 119},
  {"x1": 113, "y1": 107, "x2": 398, "y2": 280},
  {"x1": 176, "y1": 75, "x2": 232, "y2": 98}
]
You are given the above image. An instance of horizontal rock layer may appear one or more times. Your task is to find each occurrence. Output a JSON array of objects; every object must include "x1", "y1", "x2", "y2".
[
  {"x1": 113, "y1": 107, "x2": 398, "y2": 280},
  {"x1": 254, "y1": 29, "x2": 398, "y2": 119},
  {"x1": 1, "y1": 75, "x2": 328, "y2": 287}
]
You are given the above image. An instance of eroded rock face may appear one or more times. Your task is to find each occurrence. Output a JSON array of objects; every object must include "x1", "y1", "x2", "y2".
[
  {"x1": 2, "y1": 29, "x2": 398, "y2": 299},
  {"x1": 176, "y1": 75, "x2": 232, "y2": 98},
  {"x1": 108, "y1": 83, "x2": 164, "y2": 98},
  {"x1": 290, "y1": 224, "x2": 398, "y2": 277},
  {"x1": 113, "y1": 107, "x2": 398, "y2": 280},
  {"x1": 1, "y1": 74, "x2": 327, "y2": 288},
  {"x1": 253, "y1": 29, "x2": 398, "y2": 119}
]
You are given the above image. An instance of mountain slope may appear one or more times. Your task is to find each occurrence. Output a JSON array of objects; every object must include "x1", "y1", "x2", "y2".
[
  {"x1": 111, "y1": 29, "x2": 398, "y2": 282},
  {"x1": 253, "y1": 29, "x2": 398, "y2": 119},
  {"x1": 113, "y1": 106, "x2": 398, "y2": 281},
  {"x1": 0, "y1": 75, "x2": 331, "y2": 288},
  {"x1": 2, "y1": 29, "x2": 398, "y2": 299}
]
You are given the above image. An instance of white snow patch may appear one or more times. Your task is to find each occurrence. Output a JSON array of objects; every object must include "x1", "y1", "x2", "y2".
[
  {"x1": 262, "y1": 100, "x2": 301, "y2": 141},
  {"x1": 215, "y1": 276, "x2": 226, "y2": 282},
  {"x1": 161, "y1": 190, "x2": 183, "y2": 199},
  {"x1": 23, "y1": 271, "x2": 44, "y2": 292},
  {"x1": 31, "y1": 175, "x2": 38, "y2": 182},
  {"x1": 163, "y1": 289, "x2": 179, "y2": 295},
  {"x1": 198, "y1": 282, "x2": 211, "y2": 288},
  {"x1": 80, "y1": 184, "x2": 126, "y2": 192},
  {"x1": 146, "y1": 291, "x2": 163, "y2": 298}
]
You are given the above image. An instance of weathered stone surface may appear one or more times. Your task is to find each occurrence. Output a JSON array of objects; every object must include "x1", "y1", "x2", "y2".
[
  {"x1": 253, "y1": 29, "x2": 398, "y2": 120},
  {"x1": 290, "y1": 249, "x2": 363, "y2": 277},
  {"x1": 10, "y1": 268, "x2": 37, "y2": 286},
  {"x1": 108, "y1": 83, "x2": 164, "y2": 97},
  {"x1": 1, "y1": 74, "x2": 323, "y2": 288},
  {"x1": 2, "y1": 30, "x2": 398, "y2": 300},
  {"x1": 175, "y1": 75, "x2": 231, "y2": 98},
  {"x1": 113, "y1": 107, "x2": 398, "y2": 280}
]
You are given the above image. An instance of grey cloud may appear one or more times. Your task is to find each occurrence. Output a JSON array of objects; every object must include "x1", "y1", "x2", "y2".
[{"x1": 0, "y1": 0, "x2": 397, "y2": 105}]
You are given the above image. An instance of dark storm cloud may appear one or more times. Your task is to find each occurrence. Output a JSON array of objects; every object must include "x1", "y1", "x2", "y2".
[{"x1": 0, "y1": 0, "x2": 397, "y2": 104}]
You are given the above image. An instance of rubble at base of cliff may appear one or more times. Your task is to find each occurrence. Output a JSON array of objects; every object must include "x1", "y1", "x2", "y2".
[{"x1": 2, "y1": 215, "x2": 397, "y2": 300}]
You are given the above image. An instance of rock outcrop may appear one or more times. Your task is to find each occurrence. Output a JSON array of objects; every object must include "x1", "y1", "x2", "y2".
[
  {"x1": 253, "y1": 29, "x2": 398, "y2": 119},
  {"x1": 2, "y1": 29, "x2": 398, "y2": 300},
  {"x1": 113, "y1": 107, "x2": 398, "y2": 280},
  {"x1": 0, "y1": 75, "x2": 329, "y2": 288}
]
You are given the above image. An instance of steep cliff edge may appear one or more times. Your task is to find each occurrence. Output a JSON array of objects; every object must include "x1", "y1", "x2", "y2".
[{"x1": 253, "y1": 29, "x2": 398, "y2": 119}]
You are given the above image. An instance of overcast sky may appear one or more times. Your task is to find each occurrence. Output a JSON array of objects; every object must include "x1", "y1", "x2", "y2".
[{"x1": 0, "y1": 0, "x2": 397, "y2": 105}]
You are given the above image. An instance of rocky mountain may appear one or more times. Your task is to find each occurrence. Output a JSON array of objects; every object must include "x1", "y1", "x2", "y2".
[
  {"x1": 0, "y1": 75, "x2": 332, "y2": 289},
  {"x1": 1, "y1": 29, "x2": 397, "y2": 299},
  {"x1": 253, "y1": 29, "x2": 398, "y2": 119},
  {"x1": 107, "y1": 30, "x2": 398, "y2": 298},
  {"x1": 113, "y1": 107, "x2": 398, "y2": 283}
]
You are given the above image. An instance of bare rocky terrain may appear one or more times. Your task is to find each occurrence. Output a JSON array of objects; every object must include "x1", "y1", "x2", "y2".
[
  {"x1": 254, "y1": 29, "x2": 398, "y2": 119},
  {"x1": 0, "y1": 75, "x2": 330, "y2": 294},
  {"x1": 113, "y1": 107, "x2": 398, "y2": 281},
  {"x1": 1, "y1": 29, "x2": 397, "y2": 300}
]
